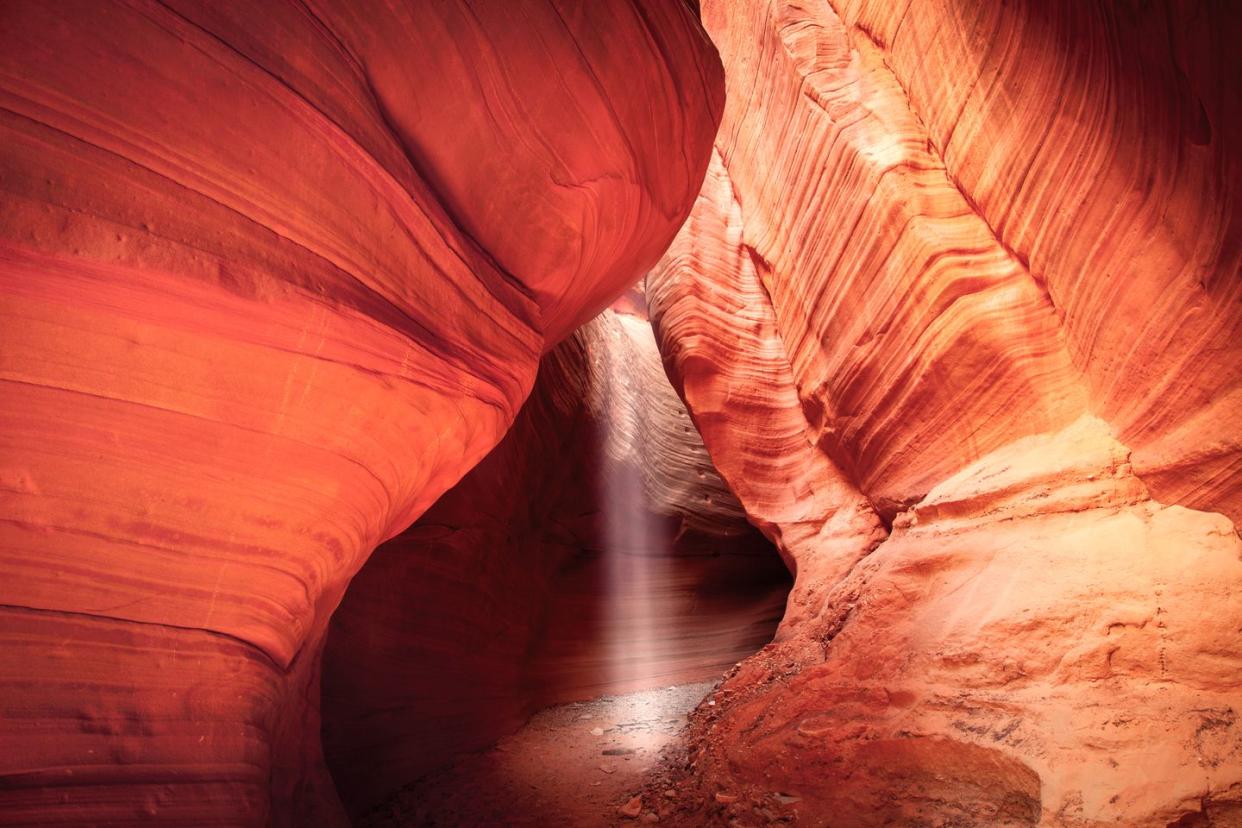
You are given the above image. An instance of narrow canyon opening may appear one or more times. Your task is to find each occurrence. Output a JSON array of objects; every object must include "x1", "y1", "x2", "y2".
[{"x1": 321, "y1": 290, "x2": 792, "y2": 825}]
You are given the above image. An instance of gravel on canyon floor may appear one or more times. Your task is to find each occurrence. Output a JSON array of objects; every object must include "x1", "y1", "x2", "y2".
[{"x1": 359, "y1": 681, "x2": 717, "y2": 827}]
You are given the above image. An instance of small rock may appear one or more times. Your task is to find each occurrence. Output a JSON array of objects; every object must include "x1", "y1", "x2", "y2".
[
  {"x1": 642, "y1": 813, "x2": 660, "y2": 823},
  {"x1": 663, "y1": 789, "x2": 677, "y2": 799},
  {"x1": 715, "y1": 792, "x2": 739, "y2": 804},
  {"x1": 599, "y1": 764, "x2": 617, "y2": 774},
  {"x1": 772, "y1": 793, "x2": 801, "y2": 805},
  {"x1": 602, "y1": 748, "x2": 635, "y2": 756},
  {"x1": 618, "y1": 795, "x2": 643, "y2": 818},
  {"x1": 590, "y1": 727, "x2": 604, "y2": 736},
  {"x1": 796, "y1": 716, "x2": 832, "y2": 737}
]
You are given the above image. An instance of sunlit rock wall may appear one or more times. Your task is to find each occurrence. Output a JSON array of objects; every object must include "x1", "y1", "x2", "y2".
[
  {"x1": 322, "y1": 305, "x2": 789, "y2": 816},
  {"x1": 649, "y1": 0, "x2": 1242, "y2": 824},
  {"x1": 0, "y1": 2, "x2": 722, "y2": 824}
]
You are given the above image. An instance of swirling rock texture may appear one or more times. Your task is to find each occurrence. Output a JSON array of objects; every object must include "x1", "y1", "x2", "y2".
[
  {"x1": 648, "y1": 0, "x2": 1242, "y2": 825},
  {"x1": 0, "y1": 2, "x2": 722, "y2": 825},
  {"x1": 321, "y1": 305, "x2": 789, "y2": 817}
]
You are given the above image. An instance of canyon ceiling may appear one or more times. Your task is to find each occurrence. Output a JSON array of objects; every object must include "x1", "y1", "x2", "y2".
[{"x1": 0, "y1": 1, "x2": 1239, "y2": 827}]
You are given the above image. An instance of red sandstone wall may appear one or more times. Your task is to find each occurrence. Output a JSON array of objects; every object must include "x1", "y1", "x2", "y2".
[
  {"x1": 0, "y1": 3, "x2": 722, "y2": 824},
  {"x1": 648, "y1": 0, "x2": 1242, "y2": 824}
]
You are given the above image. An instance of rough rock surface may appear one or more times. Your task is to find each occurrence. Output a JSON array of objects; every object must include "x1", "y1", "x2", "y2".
[
  {"x1": 322, "y1": 307, "x2": 789, "y2": 816},
  {"x1": 648, "y1": 0, "x2": 1242, "y2": 825},
  {"x1": 0, "y1": 3, "x2": 722, "y2": 824}
]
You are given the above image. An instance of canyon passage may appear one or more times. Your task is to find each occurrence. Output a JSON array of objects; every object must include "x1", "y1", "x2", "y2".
[{"x1": 0, "y1": 1, "x2": 1240, "y2": 827}]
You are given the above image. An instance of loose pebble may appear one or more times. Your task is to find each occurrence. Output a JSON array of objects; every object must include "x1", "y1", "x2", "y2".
[{"x1": 618, "y1": 795, "x2": 643, "y2": 818}]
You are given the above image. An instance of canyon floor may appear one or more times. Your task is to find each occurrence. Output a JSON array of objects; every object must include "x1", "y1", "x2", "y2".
[{"x1": 359, "y1": 682, "x2": 720, "y2": 827}]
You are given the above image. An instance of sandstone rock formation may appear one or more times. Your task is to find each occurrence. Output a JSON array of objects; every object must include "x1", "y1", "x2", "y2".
[
  {"x1": 648, "y1": 0, "x2": 1242, "y2": 824},
  {"x1": 0, "y1": 3, "x2": 722, "y2": 824},
  {"x1": 4, "y1": 0, "x2": 1240, "y2": 824},
  {"x1": 322, "y1": 306, "x2": 789, "y2": 816}
]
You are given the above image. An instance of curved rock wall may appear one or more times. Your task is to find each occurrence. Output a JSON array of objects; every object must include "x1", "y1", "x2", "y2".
[
  {"x1": 649, "y1": 0, "x2": 1242, "y2": 824},
  {"x1": 0, "y1": 2, "x2": 722, "y2": 824},
  {"x1": 322, "y1": 306, "x2": 789, "y2": 816}
]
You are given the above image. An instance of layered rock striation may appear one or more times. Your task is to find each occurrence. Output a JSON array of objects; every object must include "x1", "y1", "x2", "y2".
[
  {"x1": 0, "y1": 2, "x2": 722, "y2": 824},
  {"x1": 649, "y1": 0, "x2": 1242, "y2": 824}
]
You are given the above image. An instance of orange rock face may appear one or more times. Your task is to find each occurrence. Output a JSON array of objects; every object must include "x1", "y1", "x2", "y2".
[
  {"x1": 0, "y1": 3, "x2": 722, "y2": 824},
  {"x1": 649, "y1": 0, "x2": 1242, "y2": 824},
  {"x1": 4, "y1": 0, "x2": 1240, "y2": 824}
]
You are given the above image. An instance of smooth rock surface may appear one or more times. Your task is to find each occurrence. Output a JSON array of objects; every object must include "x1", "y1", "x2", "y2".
[
  {"x1": 0, "y1": 3, "x2": 722, "y2": 824},
  {"x1": 648, "y1": 0, "x2": 1242, "y2": 824}
]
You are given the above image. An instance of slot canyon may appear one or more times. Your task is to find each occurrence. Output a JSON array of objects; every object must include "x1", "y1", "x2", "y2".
[{"x1": 0, "y1": 0, "x2": 1238, "y2": 826}]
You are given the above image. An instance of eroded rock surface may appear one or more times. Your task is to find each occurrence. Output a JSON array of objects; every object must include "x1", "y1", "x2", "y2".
[
  {"x1": 0, "y1": 3, "x2": 722, "y2": 824},
  {"x1": 4, "y1": 0, "x2": 1239, "y2": 824},
  {"x1": 648, "y1": 1, "x2": 1242, "y2": 824}
]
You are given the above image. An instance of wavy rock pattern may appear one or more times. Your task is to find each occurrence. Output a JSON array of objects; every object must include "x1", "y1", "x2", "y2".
[
  {"x1": 649, "y1": 151, "x2": 886, "y2": 633},
  {"x1": 649, "y1": 0, "x2": 1242, "y2": 824},
  {"x1": 0, "y1": 2, "x2": 722, "y2": 824},
  {"x1": 824, "y1": 0, "x2": 1242, "y2": 522},
  {"x1": 321, "y1": 308, "x2": 789, "y2": 816}
]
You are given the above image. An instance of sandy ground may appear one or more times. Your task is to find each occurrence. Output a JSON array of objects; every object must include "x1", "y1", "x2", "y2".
[{"x1": 358, "y1": 682, "x2": 716, "y2": 827}]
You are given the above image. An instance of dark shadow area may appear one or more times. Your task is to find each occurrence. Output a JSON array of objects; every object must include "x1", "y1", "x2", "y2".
[{"x1": 320, "y1": 307, "x2": 791, "y2": 822}]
